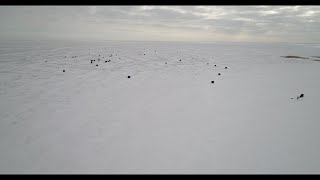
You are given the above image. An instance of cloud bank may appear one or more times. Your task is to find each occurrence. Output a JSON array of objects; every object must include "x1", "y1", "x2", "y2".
[{"x1": 0, "y1": 6, "x2": 319, "y2": 43}]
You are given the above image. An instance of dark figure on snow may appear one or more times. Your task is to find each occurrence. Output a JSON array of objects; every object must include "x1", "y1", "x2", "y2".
[{"x1": 297, "y1": 93, "x2": 304, "y2": 99}]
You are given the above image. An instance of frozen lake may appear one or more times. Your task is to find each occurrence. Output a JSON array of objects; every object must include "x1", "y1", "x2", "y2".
[{"x1": 1, "y1": 40, "x2": 320, "y2": 173}]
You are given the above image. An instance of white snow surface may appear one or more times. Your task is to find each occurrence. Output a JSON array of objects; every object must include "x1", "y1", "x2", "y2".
[{"x1": 1, "y1": 40, "x2": 320, "y2": 174}]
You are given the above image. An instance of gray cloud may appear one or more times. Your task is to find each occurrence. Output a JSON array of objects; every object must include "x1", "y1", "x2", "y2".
[{"x1": 0, "y1": 6, "x2": 319, "y2": 42}]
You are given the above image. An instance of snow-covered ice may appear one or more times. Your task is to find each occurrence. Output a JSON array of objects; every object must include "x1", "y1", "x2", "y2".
[{"x1": 1, "y1": 40, "x2": 320, "y2": 174}]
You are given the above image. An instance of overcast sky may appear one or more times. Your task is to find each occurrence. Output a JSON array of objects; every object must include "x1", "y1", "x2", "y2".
[{"x1": 0, "y1": 6, "x2": 319, "y2": 43}]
